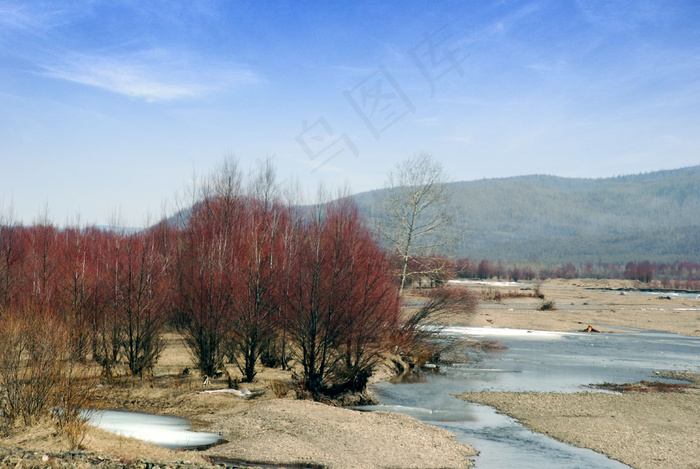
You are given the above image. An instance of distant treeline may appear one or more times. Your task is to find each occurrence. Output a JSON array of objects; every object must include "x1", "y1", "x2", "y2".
[{"x1": 451, "y1": 258, "x2": 700, "y2": 290}]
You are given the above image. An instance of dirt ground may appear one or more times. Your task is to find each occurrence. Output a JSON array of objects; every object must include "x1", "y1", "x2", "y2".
[
  {"x1": 202, "y1": 399, "x2": 476, "y2": 469},
  {"x1": 450, "y1": 278, "x2": 700, "y2": 336}
]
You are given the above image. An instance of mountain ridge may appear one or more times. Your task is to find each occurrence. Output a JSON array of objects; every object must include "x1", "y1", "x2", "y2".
[{"x1": 352, "y1": 165, "x2": 700, "y2": 264}]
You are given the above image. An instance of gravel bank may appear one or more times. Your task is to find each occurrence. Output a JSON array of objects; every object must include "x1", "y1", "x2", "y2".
[
  {"x1": 0, "y1": 446, "x2": 223, "y2": 469},
  {"x1": 203, "y1": 399, "x2": 477, "y2": 469},
  {"x1": 460, "y1": 389, "x2": 700, "y2": 469}
]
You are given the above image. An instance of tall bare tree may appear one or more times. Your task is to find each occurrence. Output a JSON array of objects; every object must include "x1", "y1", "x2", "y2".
[{"x1": 378, "y1": 153, "x2": 453, "y2": 293}]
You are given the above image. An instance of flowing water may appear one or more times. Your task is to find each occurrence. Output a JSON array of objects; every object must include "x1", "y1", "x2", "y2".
[{"x1": 363, "y1": 326, "x2": 700, "y2": 468}]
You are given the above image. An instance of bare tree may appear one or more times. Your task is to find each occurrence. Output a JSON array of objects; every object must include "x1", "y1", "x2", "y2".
[
  {"x1": 0, "y1": 204, "x2": 24, "y2": 314},
  {"x1": 226, "y1": 159, "x2": 288, "y2": 382},
  {"x1": 173, "y1": 158, "x2": 243, "y2": 378},
  {"x1": 378, "y1": 153, "x2": 454, "y2": 293}
]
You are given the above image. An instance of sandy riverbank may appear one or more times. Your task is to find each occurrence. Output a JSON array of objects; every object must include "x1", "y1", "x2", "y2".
[
  {"x1": 203, "y1": 399, "x2": 476, "y2": 469},
  {"x1": 1, "y1": 332, "x2": 478, "y2": 469},
  {"x1": 460, "y1": 382, "x2": 700, "y2": 469},
  {"x1": 449, "y1": 278, "x2": 700, "y2": 336}
]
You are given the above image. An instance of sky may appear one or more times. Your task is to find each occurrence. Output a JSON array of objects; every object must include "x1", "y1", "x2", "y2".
[{"x1": 1, "y1": 0, "x2": 699, "y2": 227}]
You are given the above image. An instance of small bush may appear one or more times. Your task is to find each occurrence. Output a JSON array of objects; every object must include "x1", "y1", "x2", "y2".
[
  {"x1": 482, "y1": 288, "x2": 502, "y2": 302},
  {"x1": 269, "y1": 380, "x2": 289, "y2": 398},
  {"x1": 0, "y1": 308, "x2": 100, "y2": 446},
  {"x1": 52, "y1": 362, "x2": 102, "y2": 450},
  {"x1": 538, "y1": 300, "x2": 557, "y2": 311},
  {"x1": 0, "y1": 309, "x2": 65, "y2": 428}
]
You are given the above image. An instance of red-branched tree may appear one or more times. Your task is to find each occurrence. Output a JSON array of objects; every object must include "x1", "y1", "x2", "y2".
[
  {"x1": 57, "y1": 224, "x2": 94, "y2": 361},
  {"x1": 227, "y1": 164, "x2": 290, "y2": 382},
  {"x1": 112, "y1": 229, "x2": 169, "y2": 376},
  {"x1": 174, "y1": 161, "x2": 243, "y2": 377},
  {"x1": 283, "y1": 198, "x2": 400, "y2": 395},
  {"x1": 24, "y1": 217, "x2": 61, "y2": 316},
  {"x1": 0, "y1": 209, "x2": 24, "y2": 314}
]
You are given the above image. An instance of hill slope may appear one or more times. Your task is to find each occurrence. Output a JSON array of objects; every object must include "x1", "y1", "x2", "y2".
[{"x1": 353, "y1": 165, "x2": 700, "y2": 264}]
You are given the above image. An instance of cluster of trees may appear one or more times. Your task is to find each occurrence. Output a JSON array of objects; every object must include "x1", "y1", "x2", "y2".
[
  {"x1": 0, "y1": 211, "x2": 171, "y2": 378},
  {"x1": 0, "y1": 161, "x2": 404, "y2": 398},
  {"x1": 172, "y1": 161, "x2": 401, "y2": 393}
]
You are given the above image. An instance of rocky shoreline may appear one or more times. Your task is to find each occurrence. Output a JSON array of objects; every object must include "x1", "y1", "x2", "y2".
[{"x1": 0, "y1": 447, "x2": 224, "y2": 469}]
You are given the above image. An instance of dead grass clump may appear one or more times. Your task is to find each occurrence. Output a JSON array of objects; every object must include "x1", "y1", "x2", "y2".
[
  {"x1": 469, "y1": 340, "x2": 507, "y2": 352},
  {"x1": 481, "y1": 288, "x2": 502, "y2": 302},
  {"x1": 538, "y1": 300, "x2": 557, "y2": 311},
  {"x1": 52, "y1": 362, "x2": 102, "y2": 450},
  {"x1": 269, "y1": 380, "x2": 289, "y2": 398},
  {"x1": 595, "y1": 381, "x2": 690, "y2": 393},
  {"x1": 482, "y1": 288, "x2": 544, "y2": 302}
]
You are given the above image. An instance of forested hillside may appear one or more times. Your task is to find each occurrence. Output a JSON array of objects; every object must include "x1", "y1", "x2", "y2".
[{"x1": 354, "y1": 165, "x2": 700, "y2": 264}]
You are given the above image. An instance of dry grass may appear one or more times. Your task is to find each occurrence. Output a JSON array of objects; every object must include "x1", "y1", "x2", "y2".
[
  {"x1": 269, "y1": 380, "x2": 290, "y2": 398},
  {"x1": 595, "y1": 380, "x2": 692, "y2": 393},
  {"x1": 0, "y1": 326, "x2": 298, "y2": 463},
  {"x1": 1, "y1": 421, "x2": 210, "y2": 465}
]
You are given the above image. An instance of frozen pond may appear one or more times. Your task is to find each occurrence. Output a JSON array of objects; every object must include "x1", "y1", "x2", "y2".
[
  {"x1": 88, "y1": 410, "x2": 222, "y2": 450},
  {"x1": 364, "y1": 326, "x2": 700, "y2": 468}
]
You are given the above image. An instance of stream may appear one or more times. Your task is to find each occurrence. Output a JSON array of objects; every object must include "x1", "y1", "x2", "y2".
[{"x1": 364, "y1": 326, "x2": 700, "y2": 469}]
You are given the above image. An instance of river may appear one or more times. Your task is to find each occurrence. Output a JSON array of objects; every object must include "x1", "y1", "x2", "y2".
[{"x1": 365, "y1": 326, "x2": 700, "y2": 468}]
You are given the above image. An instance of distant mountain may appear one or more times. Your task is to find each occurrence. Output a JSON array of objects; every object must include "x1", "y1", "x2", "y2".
[{"x1": 353, "y1": 165, "x2": 700, "y2": 264}]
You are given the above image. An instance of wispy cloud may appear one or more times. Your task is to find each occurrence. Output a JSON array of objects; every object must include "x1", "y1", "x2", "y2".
[
  {"x1": 0, "y1": 1, "x2": 48, "y2": 32},
  {"x1": 39, "y1": 50, "x2": 262, "y2": 102},
  {"x1": 1, "y1": 1, "x2": 262, "y2": 102},
  {"x1": 575, "y1": 0, "x2": 668, "y2": 31}
]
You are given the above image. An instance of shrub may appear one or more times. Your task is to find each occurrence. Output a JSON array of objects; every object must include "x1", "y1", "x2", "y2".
[
  {"x1": 269, "y1": 380, "x2": 289, "y2": 398},
  {"x1": 538, "y1": 300, "x2": 557, "y2": 311},
  {"x1": 52, "y1": 362, "x2": 102, "y2": 449},
  {"x1": 0, "y1": 309, "x2": 65, "y2": 428},
  {"x1": 0, "y1": 308, "x2": 100, "y2": 446}
]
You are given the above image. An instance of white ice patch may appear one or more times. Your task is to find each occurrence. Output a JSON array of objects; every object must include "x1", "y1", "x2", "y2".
[
  {"x1": 87, "y1": 410, "x2": 221, "y2": 449},
  {"x1": 448, "y1": 280, "x2": 533, "y2": 287},
  {"x1": 440, "y1": 325, "x2": 580, "y2": 339}
]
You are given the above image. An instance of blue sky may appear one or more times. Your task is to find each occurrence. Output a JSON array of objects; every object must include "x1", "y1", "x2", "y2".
[{"x1": 1, "y1": 0, "x2": 699, "y2": 227}]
